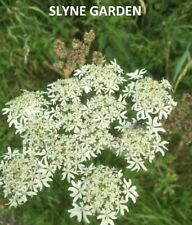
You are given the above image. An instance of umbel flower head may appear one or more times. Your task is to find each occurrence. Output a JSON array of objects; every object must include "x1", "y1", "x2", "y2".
[
  {"x1": 0, "y1": 59, "x2": 176, "y2": 225},
  {"x1": 68, "y1": 165, "x2": 138, "y2": 224}
]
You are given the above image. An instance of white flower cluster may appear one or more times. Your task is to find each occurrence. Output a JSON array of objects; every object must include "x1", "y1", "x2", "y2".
[
  {"x1": 0, "y1": 60, "x2": 176, "y2": 225},
  {"x1": 68, "y1": 165, "x2": 138, "y2": 225},
  {"x1": 2, "y1": 90, "x2": 48, "y2": 132},
  {"x1": 112, "y1": 122, "x2": 168, "y2": 171},
  {"x1": 0, "y1": 147, "x2": 55, "y2": 207},
  {"x1": 123, "y1": 76, "x2": 176, "y2": 120}
]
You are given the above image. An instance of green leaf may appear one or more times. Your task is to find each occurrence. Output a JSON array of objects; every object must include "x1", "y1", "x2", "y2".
[
  {"x1": 27, "y1": 6, "x2": 48, "y2": 18},
  {"x1": 173, "y1": 45, "x2": 191, "y2": 83}
]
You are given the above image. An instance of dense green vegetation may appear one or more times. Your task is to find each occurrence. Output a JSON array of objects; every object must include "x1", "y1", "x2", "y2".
[{"x1": 0, "y1": 0, "x2": 192, "y2": 225}]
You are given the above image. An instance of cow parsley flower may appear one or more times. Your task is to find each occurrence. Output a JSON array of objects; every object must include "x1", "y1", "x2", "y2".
[
  {"x1": 21, "y1": 112, "x2": 59, "y2": 153},
  {"x1": 109, "y1": 59, "x2": 123, "y2": 74},
  {"x1": 0, "y1": 59, "x2": 176, "y2": 224},
  {"x1": 74, "y1": 64, "x2": 90, "y2": 79},
  {"x1": 112, "y1": 123, "x2": 161, "y2": 171},
  {"x1": 126, "y1": 68, "x2": 147, "y2": 80},
  {"x1": 146, "y1": 116, "x2": 166, "y2": 139},
  {"x1": 123, "y1": 76, "x2": 177, "y2": 120},
  {"x1": 47, "y1": 78, "x2": 82, "y2": 105},
  {"x1": 68, "y1": 165, "x2": 138, "y2": 225},
  {"x1": 2, "y1": 90, "x2": 48, "y2": 129},
  {"x1": 68, "y1": 202, "x2": 92, "y2": 223},
  {"x1": 77, "y1": 63, "x2": 125, "y2": 95},
  {"x1": 0, "y1": 148, "x2": 54, "y2": 207}
]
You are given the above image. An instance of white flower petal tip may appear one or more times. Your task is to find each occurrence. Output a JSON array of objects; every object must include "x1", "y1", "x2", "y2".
[{"x1": 126, "y1": 68, "x2": 147, "y2": 80}]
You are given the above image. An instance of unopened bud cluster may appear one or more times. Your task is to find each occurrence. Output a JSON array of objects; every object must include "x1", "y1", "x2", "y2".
[
  {"x1": 0, "y1": 60, "x2": 176, "y2": 225},
  {"x1": 53, "y1": 30, "x2": 102, "y2": 77}
]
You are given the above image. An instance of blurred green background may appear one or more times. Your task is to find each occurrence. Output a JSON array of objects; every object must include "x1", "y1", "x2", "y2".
[{"x1": 0, "y1": 0, "x2": 192, "y2": 224}]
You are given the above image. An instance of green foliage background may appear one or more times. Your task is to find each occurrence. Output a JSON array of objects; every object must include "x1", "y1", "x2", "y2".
[{"x1": 0, "y1": 0, "x2": 192, "y2": 225}]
